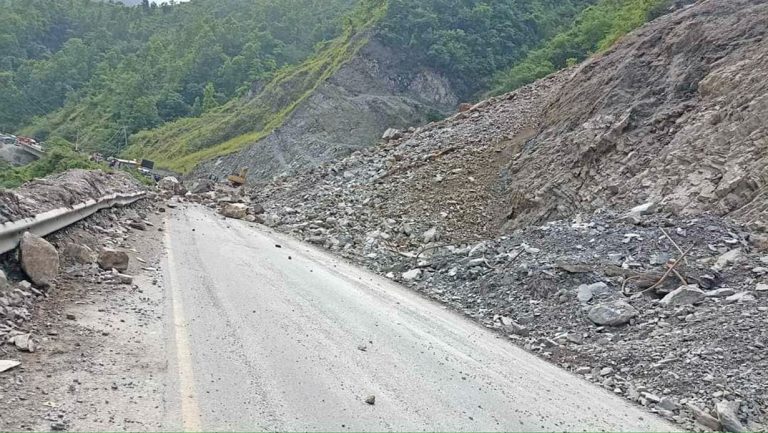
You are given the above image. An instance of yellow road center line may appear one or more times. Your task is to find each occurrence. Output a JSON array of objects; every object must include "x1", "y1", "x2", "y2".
[{"x1": 165, "y1": 222, "x2": 202, "y2": 432}]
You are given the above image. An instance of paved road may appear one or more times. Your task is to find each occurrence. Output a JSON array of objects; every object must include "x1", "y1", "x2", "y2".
[{"x1": 162, "y1": 205, "x2": 676, "y2": 432}]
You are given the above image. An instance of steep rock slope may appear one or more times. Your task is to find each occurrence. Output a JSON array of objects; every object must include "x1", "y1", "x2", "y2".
[
  {"x1": 259, "y1": 0, "x2": 768, "y2": 243},
  {"x1": 192, "y1": 39, "x2": 457, "y2": 181},
  {"x1": 499, "y1": 0, "x2": 768, "y2": 230}
]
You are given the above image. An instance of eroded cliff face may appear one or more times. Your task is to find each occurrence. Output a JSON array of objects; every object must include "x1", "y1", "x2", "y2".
[
  {"x1": 496, "y1": 0, "x2": 768, "y2": 230},
  {"x1": 193, "y1": 38, "x2": 458, "y2": 182}
]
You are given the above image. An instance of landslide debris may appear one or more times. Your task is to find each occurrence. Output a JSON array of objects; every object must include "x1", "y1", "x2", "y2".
[
  {"x1": 0, "y1": 170, "x2": 143, "y2": 224},
  {"x1": 211, "y1": 0, "x2": 768, "y2": 430}
]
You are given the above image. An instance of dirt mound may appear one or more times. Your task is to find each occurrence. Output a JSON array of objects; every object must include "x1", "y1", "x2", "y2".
[{"x1": 0, "y1": 170, "x2": 144, "y2": 224}]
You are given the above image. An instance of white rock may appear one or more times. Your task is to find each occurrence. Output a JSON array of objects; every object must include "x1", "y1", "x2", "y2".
[
  {"x1": 0, "y1": 360, "x2": 21, "y2": 373},
  {"x1": 713, "y1": 248, "x2": 742, "y2": 271},
  {"x1": 725, "y1": 292, "x2": 756, "y2": 304},
  {"x1": 422, "y1": 227, "x2": 440, "y2": 243},
  {"x1": 401, "y1": 269, "x2": 422, "y2": 281}
]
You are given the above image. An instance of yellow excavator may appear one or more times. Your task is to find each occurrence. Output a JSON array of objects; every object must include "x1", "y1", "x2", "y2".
[{"x1": 227, "y1": 168, "x2": 248, "y2": 187}]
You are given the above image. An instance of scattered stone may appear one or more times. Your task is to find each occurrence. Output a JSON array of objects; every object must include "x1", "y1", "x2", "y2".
[
  {"x1": 658, "y1": 397, "x2": 680, "y2": 412},
  {"x1": 50, "y1": 421, "x2": 67, "y2": 431},
  {"x1": 756, "y1": 283, "x2": 768, "y2": 293},
  {"x1": 364, "y1": 394, "x2": 376, "y2": 405},
  {"x1": 715, "y1": 400, "x2": 747, "y2": 433},
  {"x1": 158, "y1": 176, "x2": 184, "y2": 195},
  {"x1": 61, "y1": 243, "x2": 96, "y2": 265},
  {"x1": 724, "y1": 292, "x2": 756, "y2": 304},
  {"x1": 0, "y1": 360, "x2": 21, "y2": 373},
  {"x1": 687, "y1": 403, "x2": 721, "y2": 431},
  {"x1": 401, "y1": 269, "x2": 422, "y2": 281},
  {"x1": 97, "y1": 249, "x2": 130, "y2": 272},
  {"x1": 659, "y1": 285, "x2": 706, "y2": 306},
  {"x1": 20, "y1": 232, "x2": 60, "y2": 287},
  {"x1": 66, "y1": 313, "x2": 76, "y2": 320},
  {"x1": 713, "y1": 249, "x2": 742, "y2": 271},
  {"x1": 423, "y1": 227, "x2": 440, "y2": 243},
  {"x1": 10, "y1": 334, "x2": 35, "y2": 352},
  {"x1": 128, "y1": 220, "x2": 147, "y2": 231},
  {"x1": 627, "y1": 202, "x2": 656, "y2": 219},
  {"x1": 705, "y1": 288, "x2": 736, "y2": 298},
  {"x1": 577, "y1": 282, "x2": 613, "y2": 303},
  {"x1": 382, "y1": 128, "x2": 403, "y2": 141},
  {"x1": 587, "y1": 301, "x2": 638, "y2": 326},
  {"x1": 220, "y1": 203, "x2": 248, "y2": 219}
]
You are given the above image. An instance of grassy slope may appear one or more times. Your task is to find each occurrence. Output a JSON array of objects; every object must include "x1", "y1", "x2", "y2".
[{"x1": 125, "y1": 0, "x2": 387, "y2": 173}]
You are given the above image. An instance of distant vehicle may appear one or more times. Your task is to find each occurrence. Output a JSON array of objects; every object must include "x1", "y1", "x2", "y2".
[{"x1": 0, "y1": 134, "x2": 17, "y2": 144}]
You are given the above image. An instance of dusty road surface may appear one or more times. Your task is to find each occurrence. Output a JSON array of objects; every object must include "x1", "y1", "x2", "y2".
[{"x1": 161, "y1": 205, "x2": 677, "y2": 432}]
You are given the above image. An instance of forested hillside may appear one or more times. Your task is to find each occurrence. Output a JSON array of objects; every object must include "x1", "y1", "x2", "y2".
[
  {"x1": 0, "y1": 0, "x2": 357, "y2": 153},
  {"x1": 0, "y1": 0, "x2": 679, "y2": 175}
]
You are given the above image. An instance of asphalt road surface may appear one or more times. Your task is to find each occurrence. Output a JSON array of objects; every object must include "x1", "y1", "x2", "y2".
[{"x1": 162, "y1": 205, "x2": 677, "y2": 432}]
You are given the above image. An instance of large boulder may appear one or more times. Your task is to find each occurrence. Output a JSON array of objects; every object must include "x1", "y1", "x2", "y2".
[
  {"x1": 97, "y1": 249, "x2": 130, "y2": 272},
  {"x1": 587, "y1": 300, "x2": 638, "y2": 326},
  {"x1": 19, "y1": 232, "x2": 59, "y2": 287},
  {"x1": 660, "y1": 284, "x2": 706, "y2": 306},
  {"x1": 220, "y1": 203, "x2": 248, "y2": 219},
  {"x1": 158, "y1": 176, "x2": 185, "y2": 195},
  {"x1": 188, "y1": 179, "x2": 214, "y2": 194}
]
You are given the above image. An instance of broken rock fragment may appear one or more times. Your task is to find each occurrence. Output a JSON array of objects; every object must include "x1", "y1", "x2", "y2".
[
  {"x1": 220, "y1": 203, "x2": 248, "y2": 220},
  {"x1": 0, "y1": 360, "x2": 21, "y2": 373},
  {"x1": 20, "y1": 232, "x2": 59, "y2": 287},
  {"x1": 587, "y1": 300, "x2": 638, "y2": 326},
  {"x1": 715, "y1": 400, "x2": 747, "y2": 433},
  {"x1": 61, "y1": 243, "x2": 96, "y2": 265},
  {"x1": 10, "y1": 333, "x2": 35, "y2": 352},
  {"x1": 97, "y1": 249, "x2": 130, "y2": 272},
  {"x1": 659, "y1": 285, "x2": 706, "y2": 306}
]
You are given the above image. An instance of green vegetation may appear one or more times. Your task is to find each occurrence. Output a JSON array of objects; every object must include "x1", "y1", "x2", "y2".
[
  {"x1": 1, "y1": 0, "x2": 675, "y2": 176},
  {"x1": 489, "y1": 0, "x2": 669, "y2": 95},
  {"x1": 377, "y1": 0, "x2": 596, "y2": 95},
  {"x1": 125, "y1": 0, "x2": 388, "y2": 172},
  {"x1": 0, "y1": 139, "x2": 100, "y2": 188},
  {"x1": 1, "y1": 0, "x2": 357, "y2": 153}
]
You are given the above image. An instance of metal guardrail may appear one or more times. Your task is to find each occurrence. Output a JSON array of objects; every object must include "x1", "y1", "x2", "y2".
[{"x1": 0, "y1": 191, "x2": 146, "y2": 254}]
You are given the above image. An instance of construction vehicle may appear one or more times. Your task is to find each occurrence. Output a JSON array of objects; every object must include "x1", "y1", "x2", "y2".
[{"x1": 227, "y1": 168, "x2": 249, "y2": 187}]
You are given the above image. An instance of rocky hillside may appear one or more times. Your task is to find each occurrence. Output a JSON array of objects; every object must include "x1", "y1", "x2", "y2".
[
  {"x1": 217, "y1": 0, "x2": 768, "y2": 430},
  {"x1": 256, "y1": 0, "x2": 767, "y2": 242},
  {"x1": 191, "y1": 38, "x2": 458, "y2": 182},
  {"x1": 498, "y1": 0, "x2": 768, "y2": 231}
]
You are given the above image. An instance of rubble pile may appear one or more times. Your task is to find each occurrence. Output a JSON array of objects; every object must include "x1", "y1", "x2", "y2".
[
  {"x1": 206, "y1": 0, "x2": 768, "y2": 430},
  {"x1": 0, "y1": 169, "x2": 144, "y2": 224},
  {"x1": 0, "y1": 193, "x2": 159, "y2": 362}
]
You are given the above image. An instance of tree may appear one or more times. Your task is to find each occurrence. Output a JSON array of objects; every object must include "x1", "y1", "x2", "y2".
[{"x1": 202, "y1": 82, "x2": 219, "y2": 112}]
